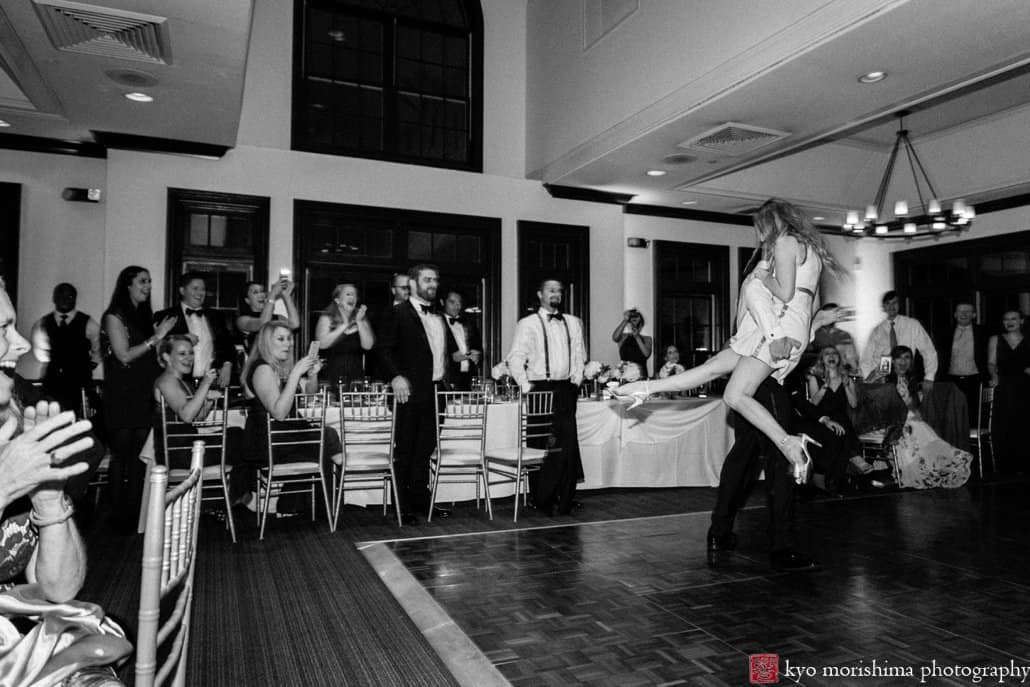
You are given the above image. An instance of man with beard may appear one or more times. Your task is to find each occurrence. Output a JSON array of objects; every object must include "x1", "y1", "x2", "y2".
[
  {"x1": 507, "y1": 278, "x2": 586, "y2": 515},
  {"x1": 377, "y1": 264, "x2": 451, "y2": 524}
]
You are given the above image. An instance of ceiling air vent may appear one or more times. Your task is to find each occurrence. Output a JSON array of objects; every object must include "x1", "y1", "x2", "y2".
[
  {"x1": 32, "y1": 0, "x2": 171, "y2": 65},
  {"x1": 678, "y1": 123, "x2": 789, "y2": 157}
]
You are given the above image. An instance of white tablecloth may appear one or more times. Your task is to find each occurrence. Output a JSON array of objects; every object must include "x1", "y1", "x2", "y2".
[{"x1": 141, "y1": 397, "x2": 733, "y2": 507}]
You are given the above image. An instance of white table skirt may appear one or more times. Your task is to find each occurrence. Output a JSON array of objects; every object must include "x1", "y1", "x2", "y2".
[{"x1": 141, "y1": 396, "x2": 734, "y2": 507}]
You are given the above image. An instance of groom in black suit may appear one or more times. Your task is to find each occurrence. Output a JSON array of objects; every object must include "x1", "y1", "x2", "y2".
[
  {"x1": 378, "y1": 264, "x2": 451, "y2": 524},
  {"x1": 152, "y1": 271, "x2": 238, "y2": 387}
]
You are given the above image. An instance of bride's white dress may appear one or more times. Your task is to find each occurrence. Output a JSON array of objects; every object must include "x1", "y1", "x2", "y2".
[{"x1": 729, "y1": 245, "x2": 822, "y2": 382}]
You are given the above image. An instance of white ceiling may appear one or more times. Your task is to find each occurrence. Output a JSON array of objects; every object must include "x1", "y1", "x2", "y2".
[{"x1": 531, "y1": 0, "x2": 1030, "y2": 228}]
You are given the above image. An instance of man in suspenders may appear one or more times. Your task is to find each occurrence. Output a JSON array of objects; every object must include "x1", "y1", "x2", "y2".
[{"x1": 507, "y1": 279, "x2": 586, "y2": 515}]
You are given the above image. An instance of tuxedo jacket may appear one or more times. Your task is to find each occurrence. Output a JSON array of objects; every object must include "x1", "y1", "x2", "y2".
[
  {"x1": 152, "y1": 305, "x2": 237, "y2": 370},
  {"x1": 444, "y1": 317, "x2": 482, "y2": 383},
  {"x1": 937, "y1": 323, "x2": 989, "y2": 380},
  {"x1": 377, "y1": 301, "x2": 446, "y2": 405}
]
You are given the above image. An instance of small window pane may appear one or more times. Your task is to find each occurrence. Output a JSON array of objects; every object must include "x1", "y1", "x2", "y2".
[
  {"x1": 433, "y1": 233, "x2": 456, "y2": 262},
  {"x1": 456, "y1": 234, "x2": 479, "y2": 263},
  {"x1": 409, "y1": 231, "x2": 432, "y2": 259},
  {"x1": 189, "y1": 214, "x2": 208, "y2": 246},
  {"x1": 208, "y1": 215, "x2": 227, "y2": 247}
]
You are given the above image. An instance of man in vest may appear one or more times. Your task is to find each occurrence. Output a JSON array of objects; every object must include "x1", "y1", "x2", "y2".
[{"x1": 32, "y1": 283, "x2": 102, "y2": 416}]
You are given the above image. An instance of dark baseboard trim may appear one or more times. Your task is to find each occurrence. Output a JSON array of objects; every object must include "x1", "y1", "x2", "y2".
[
  {"x1": 0, "y1": 133, "x2": 106, "y2": 158},
  {"x1": 91, "y1": 131, "x2": 230, "y2": 159},
  {"x1": 543, "y1": 184, "x2": 635, "y2": 205},
  {"x1": 623, "y1": 203, "x2": 753, "y2": 226}
]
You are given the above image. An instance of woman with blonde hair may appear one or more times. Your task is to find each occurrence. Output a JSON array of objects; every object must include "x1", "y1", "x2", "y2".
[
  {"x1": 315, "y1": 283, "x2": 374, "y2": 388},
  {"x1": 616, "y1": 198, "x2": 846, "y2": 478}
]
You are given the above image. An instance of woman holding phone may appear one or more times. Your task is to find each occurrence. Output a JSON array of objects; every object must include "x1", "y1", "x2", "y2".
[
  {"x1": 315, "y1": 283, "x2": 374, "y2": 388},
  {"x1": 235, "y1": 273, "x2": 299, "y2": 354}
]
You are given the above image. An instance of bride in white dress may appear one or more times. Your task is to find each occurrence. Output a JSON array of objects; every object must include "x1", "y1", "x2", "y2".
[{"x1": 615, "y1": 198, "x2": 844, "y2": 475}]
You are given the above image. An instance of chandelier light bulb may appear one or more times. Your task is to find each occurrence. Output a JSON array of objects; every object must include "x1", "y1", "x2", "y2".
[
  {"x1": 965, "y1": 206, "x2": 976, "y2": 220},
  {"x1": 864, "y1": 205, "x2": 878, "y2": 222},
  {"x1": 952, "y1": 199, "x2": 966, "y2": 216},
  {"x1": 927, "y1": 199, "x2": 942, "y2": 215},
  {"x1": 894, "y1": 200, "x2": 909, "y2": 217},
  {"x1": 932, "y1": 221, "x2": 946, "y2": 230},
  {"x1": 904, "y1": 223, "x2": 917, "y2": 234},
  {"x1": 875, "y1": 225, "x2": 888, "y2": 235},
  {"x1": 846, "y1": 210, "x2": 860, "y2": 226}
]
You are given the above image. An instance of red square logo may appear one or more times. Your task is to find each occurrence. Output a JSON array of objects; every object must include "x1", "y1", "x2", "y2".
[{"x1": 749, "y1": 654, "x2": 779, "y2": 684}]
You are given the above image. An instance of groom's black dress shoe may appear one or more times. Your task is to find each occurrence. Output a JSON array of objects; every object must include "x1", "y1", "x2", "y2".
[
  {"x1": 706, "y1": 528, "x2": 737, "y2": 566},
  {"x1": 770, "y1": 549, "x2": 818, "y2": 572}
]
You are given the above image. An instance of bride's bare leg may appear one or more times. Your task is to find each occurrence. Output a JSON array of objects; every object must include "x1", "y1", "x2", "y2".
[{"x1": 616, "y1": 348, "x2": 740, "y2": 396}]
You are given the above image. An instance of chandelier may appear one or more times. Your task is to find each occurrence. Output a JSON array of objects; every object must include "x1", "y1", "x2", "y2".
[{"x1": 842, "y1": 113, "x2": 975, "y2": 238}]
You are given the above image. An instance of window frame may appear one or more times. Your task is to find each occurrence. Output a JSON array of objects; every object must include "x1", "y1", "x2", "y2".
[{"x1": 291, "y1": 0, "x2": 484, "y2": 172}]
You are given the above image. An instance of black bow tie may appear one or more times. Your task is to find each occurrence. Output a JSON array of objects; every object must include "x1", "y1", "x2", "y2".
[
  {"x1": 185, "y1": 308, "x2": 204, "y2": 317},
  {"x1": 418, "y1": 304, "x2": 433, "y2": 315},
  {"x1": 548, "y1": 312, "x2": 564, "y2": 322},
  {"x1": 448, "y1": 316, "x2": 462, "y2": 326}
]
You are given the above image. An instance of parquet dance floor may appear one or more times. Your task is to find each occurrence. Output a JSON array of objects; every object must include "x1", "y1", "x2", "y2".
[{"x1": 372, "y1": 482, "x2": 1030, "y2": 686}]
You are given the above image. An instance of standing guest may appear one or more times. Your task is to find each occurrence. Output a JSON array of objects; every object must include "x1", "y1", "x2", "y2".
[
  {"x1": 235, "y1": 277, "x2": 299, "y2": 354},
  {"x1": 102, "y1": 266, "x2": 175, "y2": 530},
  {"x1": 153, "y1": 272, "x2": 237, "y2": 388},
  {"x1": 861, "y1": 290, "x2": 938, "y2": 389},
  {"x1": 611, "y1": 309, "x2": 652, "y2": 378},
  {"x1": 242, "y1": 322, "x2": 342, "y2": 516},
  {"x1": 31, "y1": 283, "x2": 102, "y2": 417},
  {"x1": 378, "y1": 264, "x2": 451, "y2": 524},
  {"x1": 987, "y1": 310, "x2": 1030, "y2": 474},
  {"x1": 443, "y1": 289, "x2": 481, "y2": 391},
  {"x1": 316, "y1": 283, "x2": 374, "y2": 388},
  {"x1": 507, "y1": 278, "x2": 587, "y2": 516},
  {"x1": 390, "y1": 272, "x2": 411, "y2": 306},
  {"x1": 939, "y1": 302, "x2": 989, "y2": 426}
]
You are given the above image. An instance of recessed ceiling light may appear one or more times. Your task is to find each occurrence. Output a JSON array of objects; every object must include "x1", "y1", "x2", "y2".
[
  {"x1": 646, "y1": 169, "x2": 666, "y2": 177},
  {"x1": 0, "y1": 120, "x2": 10, "y2": 128},
  {"x1": 124, "y1": 92, "x2": 154, "y2": 102},
  {"x1": 681, "y1": 200, "x2": 697, "y2": 206},
  {"x1": 858, "y1": 70, "x2": 887, "y2": 84},
  {"x1": 813, "y1": 216, "x2": 825, "y2": 221}
]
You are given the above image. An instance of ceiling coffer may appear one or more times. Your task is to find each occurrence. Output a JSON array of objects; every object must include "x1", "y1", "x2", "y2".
[
  {"x1": 32, "y1": 0, "x2": 171, "y2": 65},
  {"x1": 678, "y1": 122, "x2": 789, "y2": 157}
]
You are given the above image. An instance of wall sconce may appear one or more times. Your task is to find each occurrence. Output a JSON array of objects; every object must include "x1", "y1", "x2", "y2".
[
  {"x1": 62, "y1": 187, "x2": 102, "y2": 203},
  {"x1": 626, "y1": 237, "x2": 649, "y2": 248}
]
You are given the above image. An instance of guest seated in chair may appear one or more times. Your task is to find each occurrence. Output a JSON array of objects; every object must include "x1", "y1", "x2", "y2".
[
  {"x1": 884, "y1": 346, "x2": 971, "y2": 489},
  {"x1": 796, "y1": 346, "x2": 865, "y2": 494},
  {"x1": 241, "y1": 322, "x2": 343, "y2": 515},
  {"x1": 656, "y1": 345, "x2": 686, "y2": 398},
  {"x1": 153, "y1": 334, "x2": 247, "y2": 500}
]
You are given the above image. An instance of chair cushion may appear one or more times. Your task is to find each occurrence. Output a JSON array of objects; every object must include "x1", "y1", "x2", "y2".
[
  {"x1": 267, "y1": 462, "x2": 321, "y2": 476},
  {"x1": 343, "y1": 451, "x2": 392, "y2": 469},
  {"x1": 436, "y1": 448, "x2": 484, "y2": 465},
  {"x1": 484, "y1": 446, "x2": 547, "y2": 464}
]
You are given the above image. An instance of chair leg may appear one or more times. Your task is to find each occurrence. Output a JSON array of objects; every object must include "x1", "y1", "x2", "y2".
[
  {"x1": 427, "y1": 458, "x2": 441, "y2": 522},
  {"x1": 137, "y1": 462, "x2": 154, "y2": 534},
  {"x1": 258, "y1": 475, "x2": 273, "y2": 541},
  {"x1": 481, "y1": 463, "x2": 492, "y2": 520},
  {"x1": 221, "y1": 474, "x2": 237, "y2": 544},
  {"x1": 389, "y1": 467, "x2": 402, "y2": 527}
]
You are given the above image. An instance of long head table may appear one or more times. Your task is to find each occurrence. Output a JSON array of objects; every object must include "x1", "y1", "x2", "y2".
[{"x1": 140, "y1": 396, "x2": 733, "y2": 508}]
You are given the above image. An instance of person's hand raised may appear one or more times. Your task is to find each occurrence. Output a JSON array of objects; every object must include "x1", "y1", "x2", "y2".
[
  {"x1": 154, "y1": 316, "x2": 177, "y2": 340},
  {"x1": 355, "y1": 305, "x2": 367, "y2": 321},
  {"x1": 0, "y1": 406, "x2": 93, "y2": 511}
]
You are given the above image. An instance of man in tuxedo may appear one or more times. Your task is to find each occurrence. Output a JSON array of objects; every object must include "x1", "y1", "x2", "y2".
[
  {"x1": 443, "y1": 290, "x2": 481, "y2": 391},
  {"x1": 152, "y1": 272, "x2": 237, "y2": 387},
  {"x1": 939, "y1": 301, "x2": 988, "y2": 425},
  {"x1": 507, "y1": 278, "x2": 586, "y2": 515},
  {"x1": 32, "y1": 282, "x2": 102, "y2": 417},
  {"x1": 378, "y1": 264, "x2": 450, "y2": 524}
]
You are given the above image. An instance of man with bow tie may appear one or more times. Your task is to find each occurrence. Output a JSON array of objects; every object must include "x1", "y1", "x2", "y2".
[
  {"x1": 32, "y1": 282, "x2": 102, "y2": 416},
  {"x1": 443, "y1": 290, "x2": 482, "y2": 391},
  {"x1": 378, "y1": 264, "x2": 452, "y2": 524},
  {"x1": 507, "y1": 278, "x2": 586, "y2": 515},
  {"x1": 152, "y1": 272, "x2": 237, "y2": 387}
]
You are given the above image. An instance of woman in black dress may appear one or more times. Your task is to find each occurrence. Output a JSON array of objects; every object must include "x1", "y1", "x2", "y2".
[
  {"x1": 988, "y1": 310, "x2": 1030, "y2": 474},
  {"x1": 610, "y1": 308, "x2": 653, "y2": 378},
  {"x1": 235, "y1": 277, "x2": 299, "y2": 354},
  {"x1": 798, "y1": 346, "x2": 863, "y2": 494},
  {"x1": 102, "y1": 266, "x2": 175, "y2": 528},
  {"x1": 315, "y1": 283, "x2": 374, "y2": 388}
]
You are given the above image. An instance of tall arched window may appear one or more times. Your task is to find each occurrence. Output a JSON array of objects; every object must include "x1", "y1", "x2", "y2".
[{"x1": 293, "y1": 0, "x2": 483, "y2": 171}]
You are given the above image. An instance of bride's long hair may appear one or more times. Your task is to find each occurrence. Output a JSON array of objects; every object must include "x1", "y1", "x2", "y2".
[{"x1": 744, "y1": 199, "x2": 846, "y2": 279}]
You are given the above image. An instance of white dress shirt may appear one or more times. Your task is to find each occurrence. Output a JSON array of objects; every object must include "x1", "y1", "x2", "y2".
[
  {"x1": 507, "y1": 308, "x2": 586, "y2": 389},
  {"x1": 860, "y1": 314, "x2": 938, "y2": 380},
  {"x1": 411, "y1": 296, "x2": 446, "y2": 382},
  {"x1": 447, "y1": 317, "x2": 470, "y2": 372},
  {"x1": 182, "y1": 304, "x2": 214, "y2": 377},
  {"x1": 949, "y1": 325, "x2": 978, "y2": 375}
]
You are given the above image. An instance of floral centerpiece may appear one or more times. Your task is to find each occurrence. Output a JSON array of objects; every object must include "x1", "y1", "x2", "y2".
[
  {"x1": 582, "y1": 360, "x2": 612, "y2": 399},
  {"x1": 615, "y1": 360, "x2": 643, "y2": 383}
]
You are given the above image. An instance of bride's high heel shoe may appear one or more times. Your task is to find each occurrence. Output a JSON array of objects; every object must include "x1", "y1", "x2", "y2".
[{"x1": 779, "y1": 433, "x2": 822, "y2": 484}]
